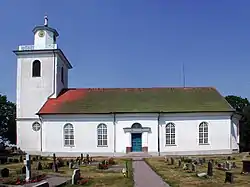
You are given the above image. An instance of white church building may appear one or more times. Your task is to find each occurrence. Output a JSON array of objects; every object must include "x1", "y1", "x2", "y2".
[{"x1": 14, "y1": 17, "x2": 240, "y2": 157}]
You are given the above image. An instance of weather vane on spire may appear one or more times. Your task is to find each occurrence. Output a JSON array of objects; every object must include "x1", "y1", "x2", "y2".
[{"x1": 44, "y1": 15, "x2": 48, "y2": 27}]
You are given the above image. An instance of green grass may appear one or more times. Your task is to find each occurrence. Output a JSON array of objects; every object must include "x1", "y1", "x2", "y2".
[
  {"x1": 0, "y1": 157, "x2": 134, "y2": 187},
  {"x1": 145, "y1": 153, "x2": 250, "y2": 187}
]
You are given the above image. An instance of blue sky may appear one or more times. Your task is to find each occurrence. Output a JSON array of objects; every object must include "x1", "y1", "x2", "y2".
[{"x1": 1, "y1": 0, "x2": 250, "y2": 102}]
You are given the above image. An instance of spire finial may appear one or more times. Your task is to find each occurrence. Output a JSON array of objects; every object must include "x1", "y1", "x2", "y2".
[{"x1": 44, "y1": 15, "x2": 48, "y2": 27}]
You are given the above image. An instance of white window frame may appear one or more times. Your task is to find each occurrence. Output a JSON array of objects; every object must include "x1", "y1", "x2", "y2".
[
  {"x1": 97, "y1": 123, "x2": 108, "y2": 147},
  {"x1": 199, "y1": 122, "x2": 209, "y2": 145},
  {"x1": 63, "y1": 123, "x2": 74, "y2": 147},
  {"x1": 165, "y1": 122, "x2": 176, "y2": 145}
]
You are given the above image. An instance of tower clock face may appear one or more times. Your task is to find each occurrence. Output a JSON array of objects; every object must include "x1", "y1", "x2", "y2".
[{"x1": 38, "y1": 30, "x2": 45, "y2": 37}]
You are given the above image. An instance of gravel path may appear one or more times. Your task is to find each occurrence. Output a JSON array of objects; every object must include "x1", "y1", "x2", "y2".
[{"x1": 132, "y1": 158, "x2": 170, "y2": 187}]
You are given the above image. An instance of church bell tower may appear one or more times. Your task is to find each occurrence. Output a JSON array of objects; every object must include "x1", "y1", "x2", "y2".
[{"x1": 14, "y1": 16, "x2": 72, "y2": 153}]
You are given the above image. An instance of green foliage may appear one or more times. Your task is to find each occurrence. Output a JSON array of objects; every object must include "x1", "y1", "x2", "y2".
[
  {"x1": 225, "y1": 95, "x2": 250, "y2": 151},
  {"x1": 225, "y1": 95, "x2": 250, "y2": 112},
  {"x1": 0, "y1": 94, "x2": 16, "y2": 144}
]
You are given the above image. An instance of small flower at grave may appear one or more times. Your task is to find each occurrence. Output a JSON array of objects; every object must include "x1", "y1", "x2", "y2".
[
  {"x1": 78, "y1": 178, "x2": 89, "y2": 185},
  {"x1": 122, "y1": 168, "x2": 127, "y2": 177}
]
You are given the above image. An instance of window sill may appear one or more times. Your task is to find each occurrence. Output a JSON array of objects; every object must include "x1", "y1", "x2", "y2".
[
  {"x1": 64, "y1": 145, "x2": 75, "y2": 148},
  {"x1": 97, "y1": 145, "x2": 108, "y2": 147},
  {"x1": 199, "y1": 143, "x2": 210, "y2": 145},
  {"x1": 165, "y1": 144, "x2": 177, "y2": 146}
]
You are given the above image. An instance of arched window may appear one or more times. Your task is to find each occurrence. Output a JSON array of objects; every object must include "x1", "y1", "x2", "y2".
[
  {"x1": 32, "y1": 60, "x2": 41, "y2": 77},
  {"x1": 64, "y1": 123, "x2": 74, "y2": 146},
  {"x1": 199, "y1": 122, "x2": 208, "y2": 144},
  {"x1": 166, "y1": 123, "x2": 175, "y2": 145},
  {"x1": 97, "y1": 123, "x2": 107, "y2": 146},
  {"x1": 61, "y1": 67, "x2": 64, "y2": 83},
  {"x1": 131, "y1": 123, "x2": 142, "y2": 129}
]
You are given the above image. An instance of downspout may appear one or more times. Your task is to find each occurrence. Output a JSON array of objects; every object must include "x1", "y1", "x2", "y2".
[
  {"x1": 39, "y1": 116, "x2": 43, "y2": 153},
  {"x1": 48, "y1": 50, "x2": 56, "y2": 98},
  {"x1": 230, "y1": 114, "x2": 233, "y2": 153},
  {"x1": 113, "y1": 113, "x2": 116, "y2": 155},
  {"x1": 157, "y1": 113, "x2": 161, "y2": 156}
]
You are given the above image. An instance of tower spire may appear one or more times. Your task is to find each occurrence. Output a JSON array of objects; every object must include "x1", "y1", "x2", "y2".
[{"x1": 44, "y1": 15, "x2": 48, "y2": 27}]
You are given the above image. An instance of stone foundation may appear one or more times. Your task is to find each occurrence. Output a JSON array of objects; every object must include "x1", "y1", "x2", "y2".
[
  {"x1": 126, "y1": 147, "x2": 132, "y2": 153},
  {"x1": 142, "y1": 146, "x2": 148, "y2": 152}
]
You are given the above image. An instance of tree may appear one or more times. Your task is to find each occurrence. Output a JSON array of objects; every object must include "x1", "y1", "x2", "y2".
[
  {"x1": 0, "y1": 94, "x2": 16, "y2": 144},
  {"x1": 225, "y1": 95, "x2": 250, "y2": 152},
  {"x1": 225, "y1": 95, "x2": 249, "y2": 112}
]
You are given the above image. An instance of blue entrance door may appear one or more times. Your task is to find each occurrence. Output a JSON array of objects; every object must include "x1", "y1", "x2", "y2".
[{"x1": 131, "y1": 133, "x2": 142, "y2": 152}]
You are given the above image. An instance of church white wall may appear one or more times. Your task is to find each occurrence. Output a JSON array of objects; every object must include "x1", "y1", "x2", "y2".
[
  {"x1": 231, "y1": 116, "x2": 240, "y2": 151},
  {"x1": 16, "y1": 120, "x2": 41, "y2": 153},
  {"x1": 32, "y1": 112, "x2": 238, "y2": 157},
  {"x1": 41, "y1": 115, "x2": 114, "y2": 156},
  {"x1": 16, "y1": 54, "x2": 56, "y2": 119},
  {"x1": 159, "y1": 113, "x2": 236, "y2": 155}
]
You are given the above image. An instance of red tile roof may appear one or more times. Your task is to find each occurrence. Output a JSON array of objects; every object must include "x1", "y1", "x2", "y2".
[{"x1": 37, "y1": 87, "x2": 234, "y2": 115}]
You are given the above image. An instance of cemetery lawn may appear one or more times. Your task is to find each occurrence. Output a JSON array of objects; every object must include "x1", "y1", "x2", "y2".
[
  {"x1": 0, "y1": 158, "x2": 134, "y2": 187},
  {"x1": 61, "y1": 158, "x2": 134, "y2": 187},
  {"x1": 145, "y1": 154, "x2": 250, "y2": 187}
]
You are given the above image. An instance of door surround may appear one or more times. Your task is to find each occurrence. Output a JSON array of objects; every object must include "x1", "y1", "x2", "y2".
[{"x1": 124, "y1": 123, "x2": 151, "y2": 153}]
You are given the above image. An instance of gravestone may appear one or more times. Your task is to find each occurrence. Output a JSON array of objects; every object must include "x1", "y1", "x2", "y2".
[
  {"x1": 25, "y1": 154, "x2": 31, "y2": 182},
  {"x1": 19, "y1": 155, "x2": 23, "y2": 162},
  {"x1": 199, "y1": 158, "x2": 203, "y2": 165},
  {"x1": 80, "y1": 153, "x2": 83, "y2": 161},
  {"x1": 187, "y1": 163, "x2": 192, "y2": 171},
  {"x1": 183, "y1": 163, "x2": 187, "y2": 170},
  {"x1": 69, "y1": 161, "x2": 73, "y2": 169},
  {"x1": 178, "y1": 160, "x2": 182, "y2": 167},
  {"x1": 197, "y1": 172, "x2": 207, "y2": 177},
  {"x1": 52, "y1": 153, "x2": 58, "y2": 172},
  {"x1": 72, "y1": 169, "x2": 81, "y2": 184},
  {"x1": 21, "y1": 166, "x2": 26, "y2": 174},
  {"x1": 202, "y1": 157, "x2": 206, "y2": 163},
  {"x1": 192, "y1": 163, "x2": 196, "y2": 172},
  {"x1": 86, "y1": 154, "x2": 90, "y2": 164},
  {"x1": 1, "y1": 168, "x2": 9, "y2": 177},
  {"x1": 222, "y1": 163, "x2": 226, "y2": 169},
  {"x1": 207, "y1": 161, "x2": 213, "y2": 176},
  {"x1": 170, "y1": 157, "x2": 174, "y2": 165},
  {"x1": 232, "y1": 162, "x2": 237, "y2": 168},
  {"x1": 227, "y1": 161, "x2": 231, "y2": 170},
  {"x1": 225, "y1": 171, "x2": 233, "y2": 183},
  {"x1": 242, "y1": 160, "x2": 250, "y2": 173},
  {"x1": 164, "y1": 156, "x2": 167, "y2": 162},
  {"x1": 36, "y1": 161, "x2": 43, "y2": 170}
]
